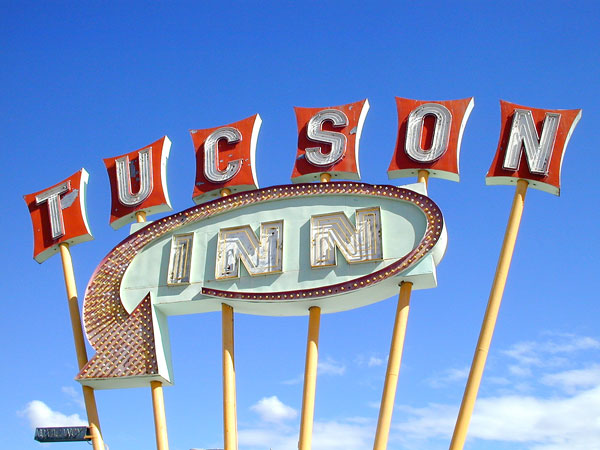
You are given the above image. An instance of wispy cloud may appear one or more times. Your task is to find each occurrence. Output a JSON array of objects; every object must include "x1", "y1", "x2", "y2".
[
  {"x1": 392, "y1": 334, "x2": 600, "y2": 449},
  {"x1": 368, "y1": 356, "x2": 384, "y2": 367},
  {"x1": 427, "y1": 366, "x2": 469, "y2": 388},
  {"x1": 249, "y1": 334, "x2": 600, "y2": 449},
  {"x1": 318, "y1": 357, "x2": 346, "y2": 376},
  {"x1": 502, "y1": 334, "x2": 600, "y2": 368},
  {"x1": 282, "y1": 356, "x2": 346, "y2": 385},
  {"x1": 541, "y1": 364, "x2": 600, "y2": 394},
  {"x1": 354, "y1": 354, "x2": 385, "y2": 368},
  {"x1": 19, "y1": 400, "x2": 87, "y2": 429},
  {"x1": 250, "y1": 396, "x2": 297, "y2": 423},
  {"x1": 61, "y1": 385, "x2": 85, "y2": 410},
  {"x1": 394, "y1": 384, "x2": 600, "y2": 449},
  {"x1": 239, "y1": 417, "x2": 375, "y2": 450},
  {"x1": 281, "y1": 374, "x2": 303, "y2": 385}
]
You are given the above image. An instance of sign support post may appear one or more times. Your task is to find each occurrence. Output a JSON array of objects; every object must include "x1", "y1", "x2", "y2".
[
  {"x1": 298, "y1": 173, "x2": 330, "y2": 450},
  {"x1": 220, "y1": 187, "x2": 239, "y2": 450},
  {"x1": 135, "y1": 211, "x2": 170, "y2": 450},
  {"x1": 58, "y1": 242, "x2": 104, "y2": 450},
  {"x1": 373, "y1": 169, "x2": 429, "y2": 450},
  {"x1": 373, "y1": 280, "x2": 412, "y2": 450},
  {"x1": 449, "y1": 179, "x2": 528, "y2": 449},
  {"x1": 299, "y1": 305, "x2": 321, "y2": 450}
]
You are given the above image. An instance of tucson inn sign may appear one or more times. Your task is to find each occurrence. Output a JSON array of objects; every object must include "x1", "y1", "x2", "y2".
[{"x1": 24, "y1": 97, "x2": 581, "y2": 450}]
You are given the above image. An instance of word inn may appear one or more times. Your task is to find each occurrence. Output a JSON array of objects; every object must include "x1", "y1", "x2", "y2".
[{"x1": 166, "y1": 207, "x2": 383, "y2": 285}]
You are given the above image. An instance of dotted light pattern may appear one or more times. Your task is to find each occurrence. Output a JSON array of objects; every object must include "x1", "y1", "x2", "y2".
[
  {"x1": 81, "y1": 182, "x2": 443, "y2": 380},
  {"x1": 78, "y1": 294, "x2": 157, "y2": 380}
]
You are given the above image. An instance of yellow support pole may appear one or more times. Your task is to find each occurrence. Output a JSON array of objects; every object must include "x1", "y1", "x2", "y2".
[
  {"x1": 219, "y1": 187, "x2": 238, "y2": 450},
  {"x1": 58, "y1": 243, "x2": 105, "y2": 450},
  {"x1": 449, "y1": 179, "x2": 529, "y2": 450},
  {"x1": 222, "y1": 303, "x2": 238, "y2": 450},
  {"x1": 299, "y1": 306, "x2": 321, "y2": 450},
  {"x1": 134, "y1": 212, "x2": 170, "y2": 450},
  {"x1": 135, "y1": 210, "x2": 147, "y2": 222},
  {"x1": 373, "y1": 281, "x2": 413, "y2": 450},
  {"x1": 297, "y1": 171, "x2": 331, "y2": 450},
  {"x1": 151, "y1": 381, "x2": 169, "y2": 450},
  {"x1": 372, "y1": 169, "x2": 430, "y2": 449}
]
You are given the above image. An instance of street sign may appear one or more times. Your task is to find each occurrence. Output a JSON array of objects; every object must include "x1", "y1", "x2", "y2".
[{"x1": 34, "y1": 427, "x2": 90, "y2": 443}]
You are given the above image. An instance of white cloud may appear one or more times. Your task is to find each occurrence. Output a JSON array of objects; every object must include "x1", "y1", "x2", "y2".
[
  {"x1": 508, "y1": 364, "x2": 533, "y2": 377},
  {"x1": 503, "y1": 334, "x2": 600, "y2": 368},
  {"x1": 469, "y1": 388, "x2": 600, "y2": 445},
  {"x1": 62, "y1": 385, "x2": 85, "y2": 410},
  {"x1": 393, "y1": 372, "x2": 600, "y2": 449},
  {"x1": 318, "y1": 357, "x2": 346, "y2": 376},
  {"x1": 312, "y1": 418, "x2": 374, "y2": 449},
  {"x1": 239, "y1": 417, "x2": 374, "y2": 450},
  {"x1": 542, "y1": 365, "x2": 600, "y2": 394},
  {"x1": 250, "y1": 396, "x2": 297, "y2": 423},
  {"x1": 19, "y1": 400, "x2": 87, "y2": 429},
  {"x1": 251, "y1": 334, "x2": 600, "y2": 449},
  {"x1": 368, "y1": 356, "x2": 384, "y2": 367},
  {"x1": 238, "y1": 426, "x2": 299, "y2": 449},
  {"x1": 354, "y1": 354, "x2": 385, "y2": 368},
  {"x1": 427, "y1": 367, "x2": 469, "y2": 388},
  {"x1": 282, "y1": 357, "x2": 346, "y2": 385}
]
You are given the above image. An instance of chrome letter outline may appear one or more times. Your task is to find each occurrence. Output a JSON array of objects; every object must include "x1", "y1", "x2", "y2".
[
  {"x1": 310, "y1": 207, "x2": 382, "y2": 267},
  {"x1": 215, "y1": 220, "x2": 283, "y2": 279},
  {"x1": 115, "y1": 147, "x2": 154, "y2": 206},
  {"x1": 305, "y1": 109, "x2": 349, "y2": 167},
  {"x1": 486, "y1": 100, "x2": 581, "y2": 195},
  {"x1": 35, "y1": 181, "x2": 71, "y2": 239},
  {"x1": 203, "y1": 127, "x2": 243, "y2": 183},
  {"x1": 502, "y1": 109, "x2": 560, "y2": 175},
  {"x1": 405, "y1": 103, "x2": 452, "y2": 163}
]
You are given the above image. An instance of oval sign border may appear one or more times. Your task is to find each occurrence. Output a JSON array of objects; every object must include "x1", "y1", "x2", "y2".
[{"x1": 82, "y1": 182, "x2": 444, "y2": 350}]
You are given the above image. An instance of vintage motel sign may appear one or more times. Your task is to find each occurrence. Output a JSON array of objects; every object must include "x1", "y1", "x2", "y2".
[
  {"x1": 190, "y1": 114, "x2": 262, "y2": 203},
  {"x1": 291, "y1": 99, "x2": 369, "y2": 182},
  {"x1": 104, "y1": 136, "x2": 173, "y2": 229},
  {"x1": 388, "y1": 97, "x2": 474, "y2": 182},
  {"x1": 486, "y1": 100, "x2": 582, "y2": 195},
  {"x1": 24, "y1": 169, "x2": 93, "y2": 263},
  {"x1": 76, "y1": 182, "x2": 446, "y2": 389}
]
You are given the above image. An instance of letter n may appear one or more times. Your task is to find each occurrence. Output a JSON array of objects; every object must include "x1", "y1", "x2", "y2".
[
  {"x1": 310, "y1": 207, "x2": 382, "y2": 267},
  {"x1": 215, "y1": 221, "x2": 283, "y2": 279}
]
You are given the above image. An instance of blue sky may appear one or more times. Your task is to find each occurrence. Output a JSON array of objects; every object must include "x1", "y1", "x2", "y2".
[{"x1": 3, "y1": 1, "x2": 600, "y2": 449}]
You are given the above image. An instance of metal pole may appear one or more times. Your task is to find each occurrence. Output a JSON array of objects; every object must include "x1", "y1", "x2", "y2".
[
  {"x1": 417, "y1": 169, "x2": 429, "y2": 185},
  {"x1": 297, "y1": 172, "x2": 331, "y2": 449},
  {"x1": 222, "y1": 303, "x2": 238, "y2": 450},
  {"x1": 58, "y1": 243, "x2": 105, "y2": 450},
  {"x1": 134, "y1": 212, "x2": 170, "y2": 450},
  {"x1": 219, "y1": 187, "x2": 238, "y2": 450},
  {"x1": 449, "y1": 179, "x2": 528, "y2": 450},
  {"x1": 135, "y1": 210, "x2": 147, "y2": 222},
  {"x1": 373, "y1": 281, "x2": 413, "y2": 450},
  {"x1": 151, "y1": 381, "x2": 169, "y2": 450},
  {"x1": 299, "y1": 306, "x2": 321, "y2": 450},
  {"x1": 372, "y1": 169, "x2": 429, "y2": 449}
]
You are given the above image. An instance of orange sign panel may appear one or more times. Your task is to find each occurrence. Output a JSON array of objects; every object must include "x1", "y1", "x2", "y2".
[
  {"x1": 190, "y1": 114, "x2": 262, "y2": 203},
  {"x1": 104, "y1": 136, "x2": 172, "y2": 229},
  {"x1": 291, "y1": 99, "x2": 369, "y2": 182},
  {"x1": 24, "y1": 169, "x2": 93, "y2": 263},
  {"x1": 486, "y1": 100, "x2": 582, "y2": 195},
  {"x1": 388, "y1": 97, "x2": 474, "y2": 182}
]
